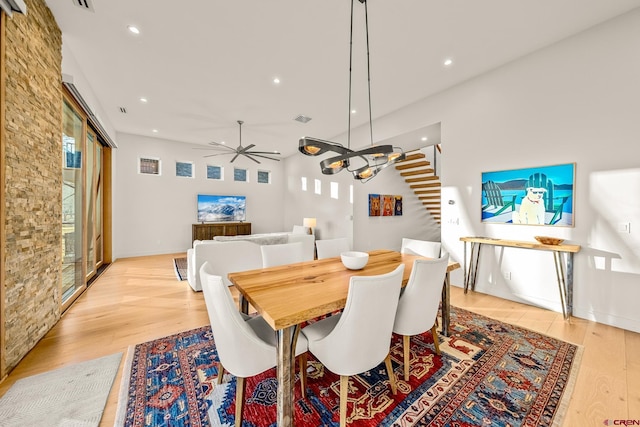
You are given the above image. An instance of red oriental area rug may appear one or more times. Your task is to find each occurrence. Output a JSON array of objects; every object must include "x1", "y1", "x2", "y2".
[{"x1": 115, "y1": 307, "x2": 582, "y2": 427}]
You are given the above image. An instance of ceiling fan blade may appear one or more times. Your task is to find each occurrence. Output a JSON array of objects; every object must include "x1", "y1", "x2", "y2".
[
  {"x1": 242, "y1": 154, "x2": 261, "y2": 164},
  {"x1": 194, "y1": 147, "x2": 232, "y2": 152},
  {"x1": 247, "y1": 151, "x2": 281, "y2": 155},
  {"x1": 230, "y1": 153, "x2": 240, "y2": 163},
  {"x1": 208, "y1": 141, "x2": 229, "y2": 148},
  {"x1": 248, "y1": 153, "x2": 281, "y2": 162},
  {"x1": 238, "y1": 144, "x2": 256, "y2": 153}
]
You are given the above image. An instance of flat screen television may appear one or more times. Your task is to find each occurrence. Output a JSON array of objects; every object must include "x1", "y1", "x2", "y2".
[{"x1": 197, "y1": 194, "x2": 246, "y2": 222}]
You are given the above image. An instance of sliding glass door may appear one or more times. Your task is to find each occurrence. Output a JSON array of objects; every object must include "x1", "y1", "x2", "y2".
[
  {"x1": 85, "y1": 128, "x2": 103, "y2": 281},
  {"x1": 62, "y1": 93, "x2": 109, "y2": 308},
  {"x1": 62, "y1": 98, "x2": 85, "y2": 305}
]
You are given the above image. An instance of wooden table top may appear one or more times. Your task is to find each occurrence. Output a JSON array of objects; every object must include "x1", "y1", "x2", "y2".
[
  {"x1": 460, "y1": 236, "x2": 581, "y2": 253},
  {"x1": 229, "y1": 249, "x2": 460, "y2": 330}
]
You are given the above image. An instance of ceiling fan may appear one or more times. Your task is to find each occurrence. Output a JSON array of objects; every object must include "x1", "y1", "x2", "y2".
[{"x1": 197, "y1": 120, "x2": 281, "y2": 163}]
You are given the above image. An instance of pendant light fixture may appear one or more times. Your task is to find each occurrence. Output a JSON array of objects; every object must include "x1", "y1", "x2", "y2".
[{"x1": 298, "y1": 0, "x2": 405, "y2": 183}]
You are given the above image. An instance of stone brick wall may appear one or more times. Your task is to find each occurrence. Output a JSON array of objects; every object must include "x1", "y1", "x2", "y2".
[{"x1": 2, "y1": 0, "x2": 62, "y2": 371}]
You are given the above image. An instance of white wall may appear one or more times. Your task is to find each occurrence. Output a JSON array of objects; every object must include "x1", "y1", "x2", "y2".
[
  {"x1": 61, "y1": 40, "x2": 117, "y2": 144},
  {"x1": 352, "y1": 157, "x2": 441, "y2": 252},
  {"x1": 282, "y1": 143, "x2": 441, "y2": 250},
  {"x1": 113, "y1": 133, "x2": 286, "y2": 258},
  {"x1": 283, "y1": 153, "x2": 354, "y2": 243},
  {"x1": 346, "y1": 8, "x2": 640, "y2": 332}
]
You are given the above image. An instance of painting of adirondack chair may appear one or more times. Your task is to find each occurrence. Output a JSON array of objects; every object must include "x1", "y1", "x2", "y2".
[
  {"x1": 526, "y1": 172, "x2": 570, "y2": 224},
  {"x1": 482, "y1": 180, "x2": 516, "y2": 215},
  {"x1": 481, "y1": 163, "x2": 575, "y2": 226}
]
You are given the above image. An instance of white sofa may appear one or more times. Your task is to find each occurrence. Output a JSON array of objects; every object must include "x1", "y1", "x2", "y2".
[{"x1": 186, "y1": 232, "x2": 315, "y2": 291}]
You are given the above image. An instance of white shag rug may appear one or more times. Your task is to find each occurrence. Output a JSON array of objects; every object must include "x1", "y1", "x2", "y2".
[{"x1": 0, "y1": 352, "x2": 122, "y2": 427}]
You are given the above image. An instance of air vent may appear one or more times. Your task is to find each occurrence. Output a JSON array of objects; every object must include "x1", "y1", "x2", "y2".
[
  {"x1": 73, "y1": 0, "x2": 94, "y2": 12},
  {"x1": 294, "y1": 115, "x2": 312, "y2": 124},
  {"x1": 119, "y1": 107, "x2": 127, "y2": 114}
]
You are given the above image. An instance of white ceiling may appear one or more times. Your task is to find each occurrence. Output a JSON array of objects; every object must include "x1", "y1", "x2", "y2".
[{"x1": 45, "y1": 0, "x2": 640, "y2": 159}]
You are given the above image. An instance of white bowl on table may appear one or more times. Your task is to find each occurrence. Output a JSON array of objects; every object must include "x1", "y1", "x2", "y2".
[{"x1": 340, "y1": 251, "x2": 369, "y2": 270}]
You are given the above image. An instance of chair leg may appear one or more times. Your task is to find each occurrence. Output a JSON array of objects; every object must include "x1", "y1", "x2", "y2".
[
  {"x1": 235, "y1": 376, "x2": 245, "y2": 427},
  {"x1": 340, "y1": 375, "x2": 349, "y2": 427},
  {"x1": 384, "y1": 353, "x2": 397, "y2": 395},
  {"x1": 217, "y1": 362, "x2": 226, "y2": 384},
  {"x1": 298, "y1": 353, "x2": 307, "y2": 399},
  {"x1": 402, "y1": 335, "x2": 411, "y2": 381},
  {"x1": 431, "y1": 324, "x2": 441, "y2": 355}
]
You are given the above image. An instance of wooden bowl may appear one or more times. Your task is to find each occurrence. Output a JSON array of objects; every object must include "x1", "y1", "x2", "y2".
[{"x1": 534, "y1": 236, "x2": 564, "y2": 245}]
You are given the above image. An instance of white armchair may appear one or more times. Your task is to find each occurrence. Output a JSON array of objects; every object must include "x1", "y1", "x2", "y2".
[
  {"x1": 301, "y1": 264, "x2": 404, "y2": 427},
  {"x1": 200, "y1": 262, "x2": 308, "y2": 427},
  {"x1": 400, "y1": 237, "x2": 441, "y2": 258},
  {"x1": 315, "y1": 237, "x2": 350, "y2": 260},
  {"x1": 393, "y1": 253, "x2": 449, "y2": 381}
]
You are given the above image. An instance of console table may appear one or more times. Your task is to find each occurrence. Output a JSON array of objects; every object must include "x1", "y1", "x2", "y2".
[
  {"x1": 192, "y1": 222, "x2": 251, "y2": 243},
  {"x1": 460, "y1": 237, "x2": 580, "y2": 319}
]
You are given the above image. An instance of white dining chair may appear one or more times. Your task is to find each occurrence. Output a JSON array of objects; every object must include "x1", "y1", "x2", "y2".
[
  {"x1": 301, "y1": 264, "x2": 404, "y2": 427},
  {"x1": 393, "y1": 253, "x2": 449, "y2": 381},
  {"x1": 200, "y1": 262, "x2": 308, "y2": 427},
  {"x1": 261, "y1": 241, "x2": 304, "y2": 267},
  {"x1": 400, "y1": 237, "x2": 442, "y2": 258},
  {"x1": 315, "y1": 237, "x2": 350, "y2": 260}
]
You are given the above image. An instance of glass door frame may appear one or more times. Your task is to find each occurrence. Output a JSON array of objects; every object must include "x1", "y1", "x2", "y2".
[
  {"x1": 61, "y1": 89, "x2": 112, "y2": 312},
  {"x1": 62, "y1": 93, "x2": 87, "y2": 310}
]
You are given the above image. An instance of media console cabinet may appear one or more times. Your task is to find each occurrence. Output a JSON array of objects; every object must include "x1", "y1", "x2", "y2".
[{"x1": 192, "y1": 222, "x2": 251, "y2": 243}]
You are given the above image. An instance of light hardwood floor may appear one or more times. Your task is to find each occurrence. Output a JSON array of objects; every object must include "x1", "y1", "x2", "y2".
[{"x1": 0, "y1": 253, "x2": 638, "y2": 426}]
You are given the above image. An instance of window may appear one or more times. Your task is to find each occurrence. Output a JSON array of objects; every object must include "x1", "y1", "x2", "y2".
[
  {"x1": 314, "y1": 179, "x2": 321, "y2": 195},
  {"x1": 257, "y1": 170, "x2": 271, "y2": 184},
  {"x1": 139, "y1": 157, "x2": 161, "y2": 175},
  {"x1": 234, "y1": 167, "x2": 248, "y2": 182},
  {"x1": 330, "y1": 182, "x2": 339, "y2": 199},
  {"x1": 63, "y1": 135, "x2": 81, "y2": 169},
  {"x1": 301, "y1": 176, "x2": 307, "y2": 191},
  {"x1": 176, "y1": 161, "x2": 194, "y2": 178},
  {"x1": 207, "y1": 165, "x2": 223, "y2": 180}
]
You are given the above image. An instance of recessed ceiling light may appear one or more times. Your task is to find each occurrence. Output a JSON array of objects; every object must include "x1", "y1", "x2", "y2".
[
  {"x1": 351, "y1": 109, "x2": 357, "y2": 114},
  {"x1": 421, "y1": 136, "x2": 428, "y2": 142},
  {"x1": 128, "y1": 25, "x2": 140, "y2": 35},
  {"x1": 444, "y1": 58, "x2": 453, "y2": 66},
  {"x1": 140, "y1": 97, "x2": 148, "y2": 103},
  {"x1": 273, "y1": 77, "x2": 281, "y2": 84},
  {"x1": 152, "y1": 129, "x2": 158, "y2": 133}
]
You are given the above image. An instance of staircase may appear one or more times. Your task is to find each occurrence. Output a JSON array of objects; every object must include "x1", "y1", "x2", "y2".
[{"x1": 395, "y1": 148, "x2": 441, "y2": 224}]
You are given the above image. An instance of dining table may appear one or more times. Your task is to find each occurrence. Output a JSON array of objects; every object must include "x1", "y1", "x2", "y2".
[{"x1": 228, "y1": 249, "x2": 460, "y2": 427}]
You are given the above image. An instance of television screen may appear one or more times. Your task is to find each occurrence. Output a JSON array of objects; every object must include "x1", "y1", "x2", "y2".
[{"x1": 197, "y1": 194, "x2": 246, "y2": 222}]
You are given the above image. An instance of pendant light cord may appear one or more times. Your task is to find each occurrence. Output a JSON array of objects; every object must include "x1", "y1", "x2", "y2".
[
  {"x1": 347, "y1": 0, "x2": 355, "y2": 150},
  {"x1": 347, "y1": 0, "x2": 374, "y2": 150},
  {"x1": 364, "y1": 0, "x2": 374, "y2": 147}
]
